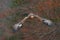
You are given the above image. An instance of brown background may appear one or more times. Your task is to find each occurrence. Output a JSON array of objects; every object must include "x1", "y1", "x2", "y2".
[{"x1": 0, "y1": 0, "x2": 60, "y2": 40}]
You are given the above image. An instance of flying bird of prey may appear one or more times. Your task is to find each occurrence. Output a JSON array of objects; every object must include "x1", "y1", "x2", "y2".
[{"x1": 12, "y1": 13, "x2": 54, "y2": 32}]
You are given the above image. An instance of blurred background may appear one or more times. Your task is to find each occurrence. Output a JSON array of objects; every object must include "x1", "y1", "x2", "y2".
[{"x1": 0, "y1": 0, "x2": 60, "y2": 40}]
